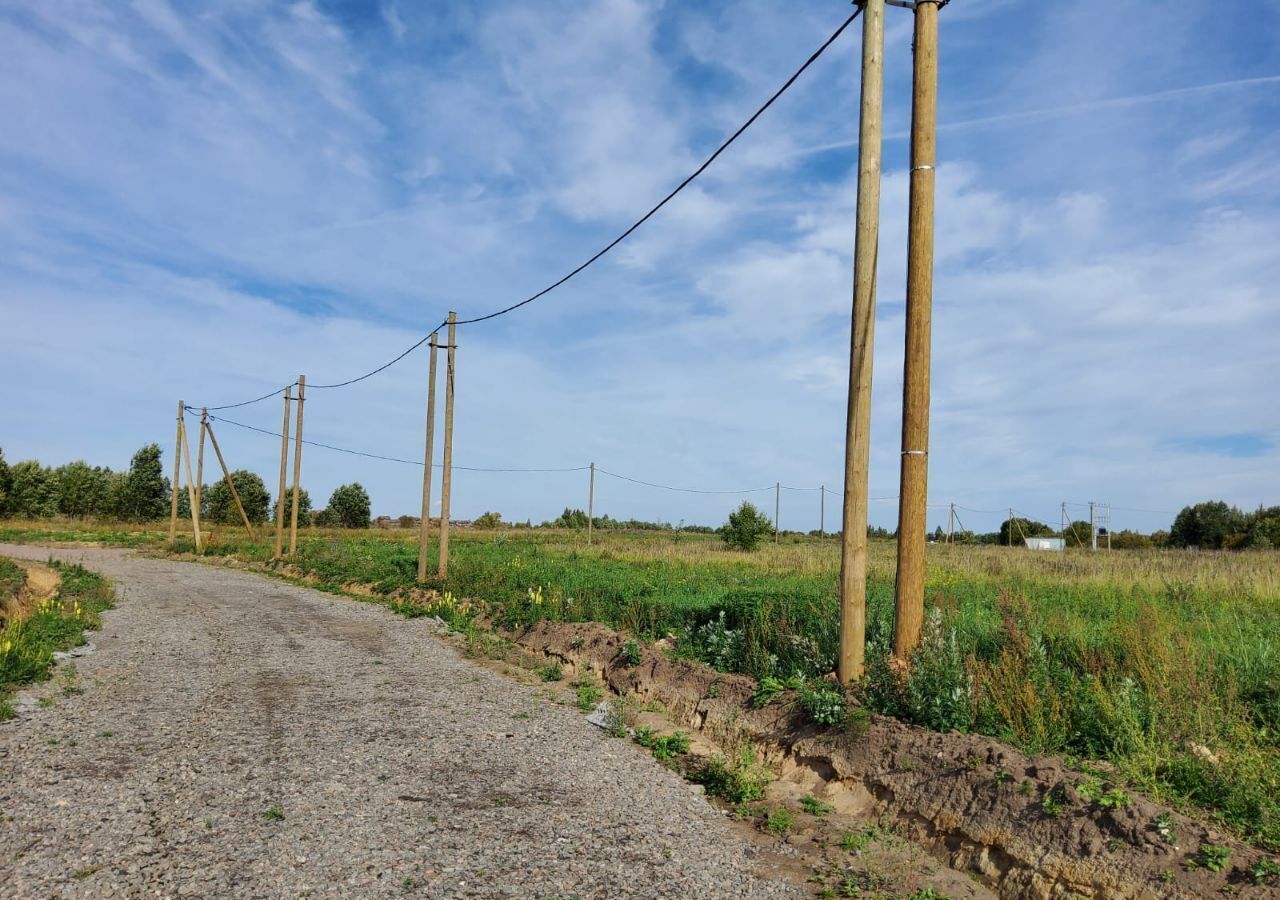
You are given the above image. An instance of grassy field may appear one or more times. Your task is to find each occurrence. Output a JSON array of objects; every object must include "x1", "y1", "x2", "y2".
[{"x1": 2, "y1": 519, "x2": 1277, "y2": 849}]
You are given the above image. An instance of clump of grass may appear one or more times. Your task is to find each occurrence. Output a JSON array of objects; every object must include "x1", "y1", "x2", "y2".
[
  {"x1": 799, "y1": 794, "x2": 834, "y2": 817},
  {"x1": 763, "y1": 807, "x2": 794, "y2": 835},
  {"x1": 691, "y1": 742, "x2": 771, "y2": 804},
  {"x1": 633, "y1": 727, "x2": 690, "y2": 762},
  {"x1": 536, "y1": 661, "x2": 563, "y2": 682},
  {"x1": 574, "y1": 678, "x2": 603, "y2": 711}
]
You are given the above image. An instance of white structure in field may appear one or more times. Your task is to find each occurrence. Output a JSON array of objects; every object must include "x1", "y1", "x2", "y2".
[{"x1": 1024, "y1": 537, "x2": 1065, "y2": 551}]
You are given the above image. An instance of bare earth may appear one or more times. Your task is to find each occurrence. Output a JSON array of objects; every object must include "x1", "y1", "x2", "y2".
[{"x1": 0, "y1": 545, "x2": 797, "y2": 899}]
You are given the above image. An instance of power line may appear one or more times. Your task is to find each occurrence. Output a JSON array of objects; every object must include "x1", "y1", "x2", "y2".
[
  {"x1": 595, "y1": 467, "x2": 774, "y2": 495},
  {"x1": 185, "y1": 10, "x2": 861, "y2": 411}
]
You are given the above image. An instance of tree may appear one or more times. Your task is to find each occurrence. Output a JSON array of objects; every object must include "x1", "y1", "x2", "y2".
[
  {"x1": 54, "y1": 461, "x2": 113, "y2": 518},
  {"x1": 205, "y1": 470, "x2": 270, "y2": 524},
  {"x1": 473, "y1": 511, "x2": 502, "y2": 529},
  {"x1": 7, "y1": 461, "x2": 55, "y2": 518},
  {"x1": 720, "y1": 501, "x2": 773, "y2": 551},
  {"x1": 119, "y1": 444, "x2": 169, "y2": 521},
  {"x1": 998, "y1": 516, "x2": 1054, "y2": 547},
  {"x1": 549, "y1": 507, "x2": 589, "y2": 529},
  {"x1": 271, "y1": 487, "x2": 312, "y2": 527},
  {"x1": 327, "y1": 483, "x2": 371, "y2": 528},
  {"x1": 1169, "y1": 501, "x2": 1246, "y2": 550},
  {"x1": 0, "y1": 448, "x2": 12, "y2": 517}
]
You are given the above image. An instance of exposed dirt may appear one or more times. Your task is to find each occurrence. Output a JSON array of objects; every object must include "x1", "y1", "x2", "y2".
[
  {"x1": 0, "y1": 561, "x2": 60, "y2": 629},
  {"x1": 514, "y1": 620, "x2": 1280, "y2": 900}
]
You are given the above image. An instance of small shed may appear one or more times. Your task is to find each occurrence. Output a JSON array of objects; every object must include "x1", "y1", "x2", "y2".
[{"x1": 1024, "y1": 537, "x2": 1065, "y2": 551}]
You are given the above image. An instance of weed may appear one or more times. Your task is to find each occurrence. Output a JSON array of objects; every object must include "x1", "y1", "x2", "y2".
[
  {"x1": 1041, "y1": 785, "x2": 1069, "y2": 818},
  {"x1": 751, "y1": 676, "x2": 785, "y2": 708},
  {"x1": 1188, "y1": 844, "x2": 1230, "y2": 872},
  {"x1": 1151, "y1": 812, "x2": 1177, "y2": 844},
  {"x1": 262, "y1": 807, "x2": 285, "y2": 821},
  {"x1": 1018, "y1": 781, "x2": 1034, "y2": 796},
  {"x1": 840, "y1": 827, "x2": 879, "y2": 853},
  {"x1": 705, "y1": 681, "x2": 720, "y2": 699},
  {"x1": 1249, "y1": 858, "x2": 1280, "y2": 885},
  {"x1": 1159, "y1": 870, "x2": 1174, "y2": 883},
  {"x1": 764, "y1": 807, "x2": 794, "y2": 835},
  {"x1": 633, "y1": 727, "x2": 690, "y2": 762},
  {"x1": 536, "y1": 662, "x2": 563, "y2": 682},
  {"x1": 574, "y1": 679, "x2": 603, "y2": 711},
  {"x1": 617, "y1": 639, "x2": 642, "y2": 668},
  {"x1": 799, "y1": 795, "x2": 834, "y2": 817},
  {"x1": 691, "y1": 744, "x2": 771, "y2": 804},
  {"x1": 993, "y1": 769, "x2": 1011, "y2": 786},
  {"x1": 798, "y1": 680, "x2": 847, "y2": 727},
  {"x1": 1106, "y1": 837, "x2": 1125, "y2": 852}
]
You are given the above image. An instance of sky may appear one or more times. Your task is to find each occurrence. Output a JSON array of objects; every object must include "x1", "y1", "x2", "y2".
[{"x1": 1, "y1": 0, "x2": 1278, "y2": 534}]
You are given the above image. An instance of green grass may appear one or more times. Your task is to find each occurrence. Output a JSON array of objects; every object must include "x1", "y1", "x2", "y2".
[
  {"x1": 0, "y1": 560, "x2": 114, "y2": 718},
  {"x1": 4, "y1": 521, "x2": 1277, "y2": 849}
]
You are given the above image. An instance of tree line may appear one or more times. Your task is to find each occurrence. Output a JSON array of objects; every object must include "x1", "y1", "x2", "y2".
[{"x1": 0, "y1": 446, "x2": 373, "y2": 529}]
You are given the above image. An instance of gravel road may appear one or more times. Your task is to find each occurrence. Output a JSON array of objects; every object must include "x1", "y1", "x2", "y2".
[{"x1": 0, "y1": 545, "x2": 797, "y2": 899}]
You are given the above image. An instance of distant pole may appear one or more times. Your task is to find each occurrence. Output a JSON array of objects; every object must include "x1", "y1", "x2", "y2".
[
  {"x1": 947, "y1": 503, "x2": 955, "y2": 544},
  {"x1": 1008, "y1": 508, "x2": 1013, "y2": 548},
  {"x1": 274, "y1": 386, "x2": 292, "y2": 560},
  {"x1": 438, "y1": 312, "x2": 457, "y2": 578},
  {"x1": 891, "y1": 0, "x2": 939, "y2": 661},
  {"x1": 169, "y1": 401, "x2": 183, "y2": 543},
  {"x1": 775, "y1": 482, "x2": 781, "y2": 543},
  {"x1": 416, "y1": 333, "x2": 439, "y2": 581},
  {"x1": 1061, "y1": 502, "x2": 1067, "y2": 542},
  {"x1": 587, "y1": 462, "x2": 596, "y2": 546},
  {"x1": 205, "y1": 421, "x2": 256, "y2": 540},
  {"x1": 196, "y1": 408, "x2": 207, "y2": 521},
  {"x1": 1090, "y1": 501, "x2": 1097, "y2": 551},
  {"x1": 820, "y1": 486, "x2": 825, "y2": 540},
  {"x1": 838, "y1": 0, "x2": 886, "y2": 683},
  {"x1": 288, "y1": 375, "x2": 305, "y2": 556},
  {"x1": 179, "y1": 419, "x2": 203, "y2": 554}
]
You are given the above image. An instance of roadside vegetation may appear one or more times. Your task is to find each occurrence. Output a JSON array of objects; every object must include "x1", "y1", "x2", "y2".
[
  {"x1": 0, "y1": 557, "x2": 113, "y2": 719},
  {"x1": 0, "y1": 516, "x2": 1276, "y2": 850}
]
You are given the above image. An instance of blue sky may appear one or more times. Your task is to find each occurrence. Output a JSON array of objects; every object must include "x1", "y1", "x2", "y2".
[{"x1": 2, "y1": 0, "x2": 1278, "y2": 533}]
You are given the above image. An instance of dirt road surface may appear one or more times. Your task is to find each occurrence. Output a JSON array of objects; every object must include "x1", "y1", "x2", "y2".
[{"x1": 0, "y1": 545, "x2": 797, "y2": 899}]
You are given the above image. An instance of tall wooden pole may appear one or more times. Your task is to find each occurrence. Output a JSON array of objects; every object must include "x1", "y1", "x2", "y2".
[
  {"x1": 892, "y1": 0, "x2": 939, "y2": 660},
  {"x1": 838, "y1": 0, "x2": 885, "y2": 683},
  {"x1": 437, "y1": 312, "x2": 457, "y2": 578},
  {"x1": 289, "y1": 375, "x2": 305, "y2": 556},
  {"x1": 196, "y1": 408, "x2": 207, "y2": 521},
  {"x1": 775, "y1": 482, "x2": 781, "y2": 543},
  {"x1": 204, "y1": 421, "x2": 256, "y2": 540},
  {"x1": 274, "y1": 386, "x2": 292, "y2": 560},
  {"x1": 820, "y1": 486, "x2": 825, "y2": 540},
  {"x1": 169, "y1": 401, "x2": 183, "y2": 543},
  {"x1": 417, "y1": 334, "x2": 439, "y2": 581},
  {"x1": 1090, "y1": 501, "x2": 1097, "y2": 551},
  {"x1": 179, "y1": 419, "x2": 203, "y2": 554},
  {"x1": 1008, "y1": 508, "x2": 1013, "y2": 548},
  {"x1": 587, "y1": 462, "x2": 596, "y2": 546}
]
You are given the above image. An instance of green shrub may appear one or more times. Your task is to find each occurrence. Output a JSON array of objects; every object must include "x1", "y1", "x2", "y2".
[
  {"x1": 692, "y1": 744, "x2": 771, "y2": 804},
  {"x1": 719, "y1": 502, "x2": 773, "y2": 551}
]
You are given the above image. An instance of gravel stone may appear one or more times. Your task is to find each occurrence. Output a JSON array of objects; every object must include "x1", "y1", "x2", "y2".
[{"x1": 0, "y1": 545, "x2": 797, "y2": 899}]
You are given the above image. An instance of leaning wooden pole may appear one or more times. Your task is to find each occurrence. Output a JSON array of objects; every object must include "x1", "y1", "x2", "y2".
[
  {"x1": 204, "y1": 421, "x2": 256, "y2": 540},
  {"x1": 169, "y1": 400, "x2": 183, "y2": 543},
  {"x1": 274, "y1": 386, "x2": 292, "y2": 560},
  {"x1": 587, "y1": 462, "x2": 596, "y2": 546},
  {"x1": 417, "y1": 334, "x2": 440, "y2": 581},
  {"x1": 179, "y1": 418, "x2": 203, "y2": 554},
  {"x1": 437, "y1": 312, "x2": 457, "y2": 578},
  {"x1": 892, "y1": 0, "x2": 940, "y2": 661},
  {"x1": 196, "y1": 408, "x2": 207, "y2": 519},
  {"x1": 837, "y1": 0, "x2": 885, "y2": 683},
  {"x1": 288, "y1": 375, "x2": 305, "y2": 556}
]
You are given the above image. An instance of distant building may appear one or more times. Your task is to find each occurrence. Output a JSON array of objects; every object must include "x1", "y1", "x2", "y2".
[{"x1": 1024, "y1": 537, "x2": 1065, "y2": 551}]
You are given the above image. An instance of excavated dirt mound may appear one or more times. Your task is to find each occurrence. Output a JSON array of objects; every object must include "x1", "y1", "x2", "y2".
[{"x1": 515, "y1": 620, "x2": 1279, "y2": 900}]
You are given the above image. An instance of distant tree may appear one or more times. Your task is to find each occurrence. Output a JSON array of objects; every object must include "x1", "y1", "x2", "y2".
[
  {"x1": 312, "y1": 507, "x2": 337, "y2": 528},
  {"x1": 271, "y1": 487, "x2": 312, "y2": 527},
  {"x1": 205, "y1": 470, "x2": 270, "y2": 524},
  {"x1": 720, "y1": 501, "x2": 774, "y2": 551},
  {"x1": 54, "y1": 461, "x2": 113, "y2": 518},
  {"x1": 1109, "y1": 529, "x2": 1152, "y2": 550},
  {"x1": 119, "y1": 443, "x2": 169, "y2": 521},
  {"x1": 998, "y1": 516, "x2": 1054, "y2": 547},
  {"x1": 1244, "y1": 505, "x2": 1280, "y2": 549},
  {"x1": 1169, "y1": 501, "x2": 1247, "y2": 550},
  {"x1": 1062, "y1": 520, "x2": 1093, "y2": 548},
  {"x1": 550, "y1": 507, "x2": 589, "y2": 529},
  {"x1": 7, "y1": 461, "x2": 55, "y2": 518},
  {"x1": 327, "y1": 483, "x2": 371, "y2": 528},
  {"x1": 473, "y1": 511, "x2": 502, "y2": 529},
  {"x1": 397, "y1": 514, "x2": 417, "y2": 528},
  {"x1": 0, "y1": 448, "x2": 11, "y2": 517}
]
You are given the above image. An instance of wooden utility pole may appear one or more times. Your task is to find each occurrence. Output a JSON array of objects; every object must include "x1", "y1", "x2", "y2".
[
  {"x1": 947, "y1": 503, "x2": 955, "y2": 543},
  {"x1": 891, "y1": 0, "x2": 939, "y2": 661},
  {"x1": 288, "y1": 375, "x2": 305, "y2": 556},
  {"x1": 820, "y1": 486, "x2": 825, "y2": 540},
  {"x1": 204, "y1": 421, "x2": 256, "y2": 539},
  {"x1": 587, "y1": 462, "x2": 596, "y2": 546},
  {"x1": 274, "y1": 386, "x2": 292, "y2": 560},
  {"x1": 1090, "y1": 501, "x2": 1097, "y2": 551},
  {"x1": 837, "y1": 0, "x2": 885, "y2": 683},
  {"x1": 169, "y1": 401, "x2": 183, "y2": 543},
  {"x1": 417, "y1": 333, "x2": 439, "y2": 581},
  {"x1": 1008, "y1": 507, "x2": 1013, "y2": 547},
  {"x1": 437, "y1": 312, "x2": 457, "y2": 578},
  {"x1": 775, "y1": 482, "x2": 781, "y2": 543},
  {"x1": 179, "y1": 418, "x2": 203, "y2": 553},
  {"x1": 196, "y1": 408, "x2": 207, "y2": 520}
]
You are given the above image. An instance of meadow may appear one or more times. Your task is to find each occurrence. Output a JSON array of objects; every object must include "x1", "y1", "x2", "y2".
[{"x1": 2, "y1": 520, "x2": 1277, "y2": 849}]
